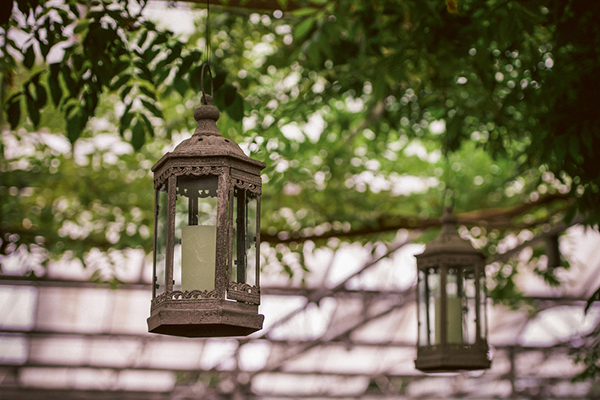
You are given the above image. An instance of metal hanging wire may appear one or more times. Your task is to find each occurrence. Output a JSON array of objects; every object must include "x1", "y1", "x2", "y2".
[
  {"x1": 205, "y1": 0, "x2": 211, "y2": 65},
  {"x1": 201, "y1": 0, "x2": 213, "y2": 105},
  {"x1": 201, "y1": 63, "x2": 213, "y2": 105},
  {"x1": 441, "y1": 109, "x2": 453, "y2": 213},
  {"x1": 441, "y1": 185, "x2": 455, "y2": 214}
]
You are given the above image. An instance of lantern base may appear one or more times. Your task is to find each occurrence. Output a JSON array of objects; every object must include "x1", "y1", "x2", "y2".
[
  {"x1": 415, "y1": 343, "x2": 491, "y2": 372},
  {"x1": 147, "y1": 298, "x2": 264, "y2": 338}
]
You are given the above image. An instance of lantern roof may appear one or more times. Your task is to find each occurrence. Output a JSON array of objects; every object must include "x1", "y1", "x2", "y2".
[
  {"x1": 416, "y1": 207, "x2": 485, "y2": 259},
  {"x1": 152, "y1": 95, "x2": 265, "y2": 172}
]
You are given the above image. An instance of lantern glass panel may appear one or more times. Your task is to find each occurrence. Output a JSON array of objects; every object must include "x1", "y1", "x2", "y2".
[
  {"x1": 418, "y1": 269, "x2": 428, "y2": 346},
  {"x1": 461, "y1": 267, "x2": 477, "y2": 344},
  {"x1": 443, "y1": 268, "x2": 463, "y2": 344},
  {"x1": 232, "y1": 188, "x2": 258, "y2": 286},
  {"x1": 426, "y1": 268, "x2": 440, "y2": 345},
  {"x1": 173, "y1": 175, "x2": 219, "y2": 292},
  {"x1": 153, "y1": 184, "x2": 168, "y2": 297},
  {"x1": 479, "y1": 272, "x2": 487, "y2": 340}
]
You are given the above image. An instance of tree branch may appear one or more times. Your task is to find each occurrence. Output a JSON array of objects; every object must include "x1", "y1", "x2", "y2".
[{"x1": 261, "y1": 193, "x2": 572, "y2": 245}]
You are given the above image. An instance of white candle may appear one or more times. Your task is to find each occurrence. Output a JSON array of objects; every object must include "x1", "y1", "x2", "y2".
[
  {"x1": 181, "y1": 225, "x2": 216, "y2": 292},
  {"x1": 435, "y1": 296, "x2": 463, "y2": 344}
]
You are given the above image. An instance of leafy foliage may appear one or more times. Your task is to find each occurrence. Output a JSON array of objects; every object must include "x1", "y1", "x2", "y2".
[
  {"x1": 1, "y1": 0, "x2": 244, "y2": 148},
  {"x1": 1, "y1": 0, "x2": 599, "y2": 379}
]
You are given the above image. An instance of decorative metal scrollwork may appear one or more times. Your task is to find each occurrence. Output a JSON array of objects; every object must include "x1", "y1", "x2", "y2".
[
  {"x1": 228, "y1": 281, "x2": 260, "y2": 304},
  {"x1": 152, "y1": 290, "x2": 218, "y2": 308},
  {"x1": 234, "y1": 179, "x2": 262, "y2": 195},
  {"x1": 154, "y1": 165, "x2": 226, "y2": 188}
]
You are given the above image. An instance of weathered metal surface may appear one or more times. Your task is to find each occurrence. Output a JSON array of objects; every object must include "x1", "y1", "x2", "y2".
[
  {"x1": 152, "y1": 96, "x2": 265, "y2": 176},
  {"x1": 416, "y1": 208, "x2": 486, "y2": 262},
  {"x1": 415, "y1": 343, "x2": 491, "y2": 371},
  {"x1": 148, "y1": 91, "x2": 265, "y2": 338},
  {"x1": 227, "y1": 281, "x2": 260, "y2": 304},
  {"x1": 148, "y1": 297, "x2": 264, "y2": 338}
]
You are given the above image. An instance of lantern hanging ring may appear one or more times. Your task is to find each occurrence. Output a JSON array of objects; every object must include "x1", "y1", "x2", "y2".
[{"x1": 201, "y1": 63, "x2": 214, "y2": 105}]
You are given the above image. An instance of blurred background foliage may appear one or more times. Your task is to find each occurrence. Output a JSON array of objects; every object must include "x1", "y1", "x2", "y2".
[{"x1": 1, "y1": 0, "x2": 599, "y2": 379}]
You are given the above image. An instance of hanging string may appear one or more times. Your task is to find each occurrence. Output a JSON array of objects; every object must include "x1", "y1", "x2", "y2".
[
  {"x1": 201, "y1": 0, "x2": 212, "y2": 105},
  {"x1": 441, "y1": 185, "x2": 455, "y2": 214},
  {"x1": 442, "y1": 116, "x2": 451, "y2": 211},
  {"x1": 205, "y1": 0, "x2": 211, "y2": 65}
]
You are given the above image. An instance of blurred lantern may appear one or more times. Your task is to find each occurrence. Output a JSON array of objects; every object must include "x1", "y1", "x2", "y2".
[
  {"x1": 147, "y1": 65, "x2": 265, "y2": 337},
  {"x1": 415, "y1": 200, "x2": 491, "y2": 372}
]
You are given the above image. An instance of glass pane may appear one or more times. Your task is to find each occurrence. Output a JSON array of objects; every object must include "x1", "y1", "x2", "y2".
[
  {"x1": 427, "y1": 268, "x2": 439, "y2": 345},
  {"x1": 233, "y1": 188, "x2": 257, "y2": 286},
  {"x1": 462, "y1": 266, "x2": 477, "y2": 345},
  {"x1": 479, "y1": 273, "x2": 488, "y2": 340},
  {"x1": 174, "y1": 175, "x2": 218, "y2": 292},
  {"x1": 153, "y1": 184, "x2": 168, "y2": 297},
  {"x1": 418, "y1": 269, "x2": 428, "y2": 346},
  {"x1": 445, "y1": 268, "x2": 462, "y2": 344}
]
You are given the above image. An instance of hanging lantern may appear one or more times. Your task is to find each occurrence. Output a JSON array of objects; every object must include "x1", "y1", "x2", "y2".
[
  {"x1": 147, "y1": 66, "x2": 265, "y2": 337},
  {"x1": 415, "y1": 206, "x2": 491, "y2": 372}
]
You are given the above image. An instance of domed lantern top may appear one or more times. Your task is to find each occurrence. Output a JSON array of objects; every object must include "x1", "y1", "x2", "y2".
[
  {"x1": 415, "y1": 207, "x2": 491, "y2": 372},
  {"x1": 148, "y1": 74, "x2": 266, "y2": 338}
]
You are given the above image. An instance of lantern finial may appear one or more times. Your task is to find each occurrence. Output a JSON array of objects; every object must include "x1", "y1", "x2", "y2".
[
  {"x1": 192, "y1": 95, "x2": 221, "y2": 137},
  {"x1": 440, "y1": 206, "x2": 458, "y2": 235}
]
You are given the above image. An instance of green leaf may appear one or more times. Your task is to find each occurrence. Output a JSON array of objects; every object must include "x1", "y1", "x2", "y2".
[
  {"x1": 138, "y1": 85, "x2": 156, "y2": 100},
  {"x1": 306, "y1": 41, "x2": 321, "y2": 67},
  {"x1": 428, "y1": 107, "x2": 446, "y2": 120},
  {"x1": 110, "y1": 74, "x2": 131, "y2": 91},
  {"x1": 175, "y1": 75, "x2": 189, "y2": 96},
  {"x1": 151, "y1": 32, "x2": 169, "y2": 46},
  {"x1": 48, "y1": 64, "x2": 63, "y2": 106},
  {"x1": 586, "y1": 286, "x2": 600, "y2": 314},
  {"x1": 39, "y1": 42, "x2": 50, "y2": 59},
  {"x1": 568, "y1": 135, "x2": 581, "y2": 162},
  {"x1": 137, "y1": 30, "x2": 149, "y2": 49},
  {"x1": 178, "y1": 54, "x2": 196, "y2": 77},
  {"x1": 119, "y1": 104, "x2": 134, "y2": 136},
  {"x1": 131, "y1": 119, "x2": 146, "y2": 151},
  {"x1": 318, "y1": 32, "x2": 333, "y2": 59},
  {"x1": 23, "y1": 46, "x2": 35, "y2": 69},
  {"x1": 35, "y1": 81, "x2": 47, "y2": 108},
  {"x1": 120, "y1": 85, "x2": 133, "y2": 101},
  {"x1": 66, "y1": 110, "x2": 83, "y2": 144},
  {"x1": 143, "y1": 48, "x2": 160, "y2": 64},
  {"x1": 294, "y1": 17, "x2": 316, "y2": 41},
  {"x1": 7, "y1": 97, "x2": 21, "y2": 129},
  {"x1": 156, "y1": 68, "x2": 171, "y2": 84},
  {"x1": 139, "y1": 112, "x2": 154, "y2": 137},
  {"x1": 25, "y1": 89, "x2": 40, "y2": 127},
  {"x1": 73, "y1": 18, "x2": 91, "y2": 35},
  {"x1": 223, "y1": 83, "x2": 237, "y2": 107},
  {"x1": 140, "y1": 99, "x2": 163, "y2": 118},
  {"x1": 135, "y1": 60, "x2": 154, "y2": 83},
  {"x1": 161, "y1": 45, "x2": 182, "y2": 67},
  {"x1": 60, "y1": 65, "x2": 78, "y2": 97},
  {"x1": 227, "y1": 93, "x2": 244, "y2": 122},
  {"x1": 292, "y1": 7, "x2": 319, "y2": 17}
]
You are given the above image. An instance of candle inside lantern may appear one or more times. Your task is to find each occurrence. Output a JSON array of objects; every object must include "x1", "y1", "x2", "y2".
[
  {"x1": 181, "y1": 225, "x2": 216, "y2": 292},
  {"x1": 435, "y1": 296, "x2": 463, "y2": 344}
]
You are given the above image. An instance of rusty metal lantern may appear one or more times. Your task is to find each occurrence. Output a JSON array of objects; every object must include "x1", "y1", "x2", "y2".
[
  {"x1": 147, "y1": 66, "x2": 265, "y2": 337},
  {"x1": 415, "y1": 204, "x2": 491, "y2": 372}
]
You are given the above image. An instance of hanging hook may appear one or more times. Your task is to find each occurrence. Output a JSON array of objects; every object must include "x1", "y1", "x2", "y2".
[
  {"x1": 201, "y1": 63, "x2": 214, "y2": 105},
  {"x1": 441, "y1": 185, "x2": 455, "y2": 214}
]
